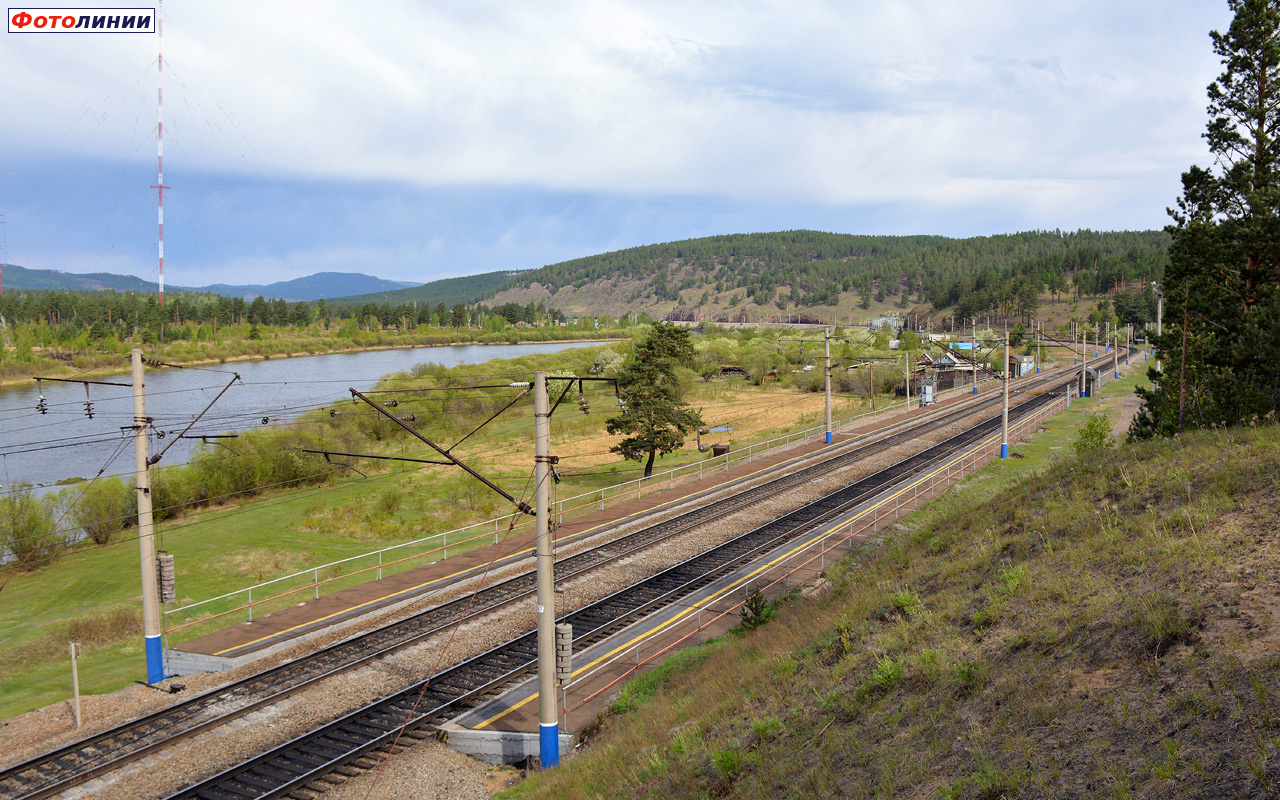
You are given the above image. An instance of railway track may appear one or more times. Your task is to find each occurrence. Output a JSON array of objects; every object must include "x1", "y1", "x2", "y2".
[
  {"x1": 0, "y1": 357, "x2": 1113, "y2": 800},
  {"x1": 166, "y1": 376, "x2": 1075, "y2": 800}
]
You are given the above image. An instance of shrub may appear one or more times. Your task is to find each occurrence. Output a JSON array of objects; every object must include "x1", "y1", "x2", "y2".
[
  {"x1": 739, "y1": 585, "x2": 775, "y2": 631},
  {"x1": 0, "y1": 486, "x2": 64, "y2": 568},
  {"x1": 69, "y1": 476, "x2": 134, "y2": 544},
  {"x1": 1073, "y1": 412, "x2": 1115, "y2": 456}
]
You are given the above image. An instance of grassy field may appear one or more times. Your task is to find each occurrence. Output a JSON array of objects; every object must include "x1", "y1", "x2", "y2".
[
  {"x1": 0, "y1": 336, "x2": 892, "y2": 721},
  {"x1": 496, "y1": 361, "x2": 1280, "y2": 799},
  {"x1": 0, "y1": 337, "x2": 1142, "y2": 722}
]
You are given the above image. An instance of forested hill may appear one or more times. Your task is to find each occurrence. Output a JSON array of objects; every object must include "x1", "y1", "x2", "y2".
[
  {"x1": 325, "y1": 269, "x2": 521, "y2": 308},
  {"x1": 483, "y1": 229, "x2": 1169, "y2": 320}
]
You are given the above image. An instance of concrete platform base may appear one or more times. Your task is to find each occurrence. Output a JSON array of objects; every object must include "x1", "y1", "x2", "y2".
[
  {"x1": 164, "y1": 648, "x2": 243, "y2": 674},
  {"x1": 437, "y1": 722, "x2": 572, "y2": 766}
]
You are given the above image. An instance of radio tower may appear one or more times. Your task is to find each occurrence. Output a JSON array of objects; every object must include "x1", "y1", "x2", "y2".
[{"x1": 150, "y1": 0, "x2": 167, "y2": 306}]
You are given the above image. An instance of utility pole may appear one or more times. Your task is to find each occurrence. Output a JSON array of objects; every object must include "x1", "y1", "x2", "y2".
[
  {"x1": 868, "y1": 360, "x2": 875, "y2": 411},
  {"x1": 133, "y1": 349, "x2": 164, "y2": 684},
  {"x1": 1001, "y1": 330, "x2": 1009, "y2": 459},
  {"x1": 972, "y1": 318, "x2": 977, "y2": 393},
  {"x1": 904, "y1": 350, "x2": 911, "y2": 410},
  {"x1": 1080, "y1": 330, "x2": 1088, "y2": 399},
  {"x1": 1113, "y1": 325, "x2": 1119, "y2": 379},
  {"x1": 533, "y1": 372, "x2": 559, "y2": 768},
  {"x1": 824, "y1": 328, "x2": 832, "y2": 443}
]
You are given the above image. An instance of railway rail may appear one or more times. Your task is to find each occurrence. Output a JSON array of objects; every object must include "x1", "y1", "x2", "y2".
[
  {"x1": 166, "y1": 375, "x2": 1076, "y2": 800},
  {"x1": 0, "y1": 355, "x2": 1118, "y2": 800}
]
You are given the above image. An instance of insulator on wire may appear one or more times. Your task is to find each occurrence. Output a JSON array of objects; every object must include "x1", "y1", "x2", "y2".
[
  {"x1": 261, "y1": 417, "x2": 269, "y2": 425},
  {"x1": 84, "y1": 401, "x2": 94, "y2": 420},
  {"x1": 36, "y1": 396, "x2": 47, "y2": 415},
  {"x1": 382, "y1": 399, "x2": 399, "y2": 407},
  {"x1": 329, "y1": 410, "x2": 340, "y2": 417}
]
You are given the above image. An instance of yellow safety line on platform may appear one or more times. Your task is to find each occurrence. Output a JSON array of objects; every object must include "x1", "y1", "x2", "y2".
[
  {"x1": 209, "y1": 434, "x2": 859, "y2": 655},
  {"x1": 471, "y1": 422, "x2": 1013, "y2": 730}
]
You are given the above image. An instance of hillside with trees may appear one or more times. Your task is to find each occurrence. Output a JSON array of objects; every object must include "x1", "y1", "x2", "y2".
[{"x1": 483, "y1": 229, "x2": 1169, "y2": 324}]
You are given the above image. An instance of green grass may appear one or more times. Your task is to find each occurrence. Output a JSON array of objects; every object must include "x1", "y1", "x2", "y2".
[
  {"x1": 0, "y1": 348, "x2": 1150, "y2": 722},
  {"x1": 0, "y1": 336, "x2": 893, "y2": 720},
  {"x1": 498, "y1": 365, "x2": 1280, "y2": 797}
]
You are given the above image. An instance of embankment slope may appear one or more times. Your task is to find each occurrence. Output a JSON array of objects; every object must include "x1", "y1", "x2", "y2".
[{"x1": 505, "y1": 423, "x2": 1280, "y2": 798}]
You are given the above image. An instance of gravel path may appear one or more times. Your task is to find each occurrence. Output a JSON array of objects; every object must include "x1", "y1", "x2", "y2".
[{"x1": 5, "y1": 400, "x2": 1000, "y2": 799}]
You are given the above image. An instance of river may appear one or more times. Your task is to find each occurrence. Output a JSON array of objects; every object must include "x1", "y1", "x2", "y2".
[{"x1": 0, "y1": 341, "x2": 611, "y2": 492}]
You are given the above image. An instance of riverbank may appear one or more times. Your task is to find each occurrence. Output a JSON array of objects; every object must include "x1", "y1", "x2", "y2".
[{"x1": 0, "y1": 327, "x2": 629, "y2": 388}]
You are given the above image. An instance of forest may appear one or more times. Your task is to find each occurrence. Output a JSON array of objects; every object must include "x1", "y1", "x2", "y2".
[{"x1": 495, "y1": 229, "x2": 1170, "y2": 320}]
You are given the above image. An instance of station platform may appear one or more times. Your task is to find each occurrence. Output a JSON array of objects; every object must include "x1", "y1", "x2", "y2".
[{"x1": 165, "y1": 383, "x2": 999, "y2": 674}]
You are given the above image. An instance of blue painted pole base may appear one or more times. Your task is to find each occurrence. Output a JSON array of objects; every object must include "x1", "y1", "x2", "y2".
[
  {"x1": 972, "y1": 386, "x2": 977, "y2": 394},
  {"x1": 540, "y1": 722, "x2": 560, "y2": 768},
  {"x1": 1000, "y1": 443, "x2": 1008, "y2": 459},
  {"x1": 145, "y1": 634, "x2": 165, "y2": 685},
  {"x1": 1115, "y1": 371, "x2": 1119, "y2": 379},
  {"x1": 825, "y1": 431, "x2": 832, "y2": 444}
]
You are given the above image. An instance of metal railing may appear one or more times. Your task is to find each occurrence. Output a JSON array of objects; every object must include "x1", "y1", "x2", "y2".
[
  {"x1": 555, "y1": 389, "x2": 1068, "y2": 732},
  {"x1": 162, "y1": 376, "x2": 1002, "y2": 643}
]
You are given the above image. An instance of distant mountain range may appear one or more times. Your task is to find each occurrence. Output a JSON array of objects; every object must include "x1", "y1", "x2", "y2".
[{"x1": 0, "y1": 264, "x2": 418, "y2": 301}]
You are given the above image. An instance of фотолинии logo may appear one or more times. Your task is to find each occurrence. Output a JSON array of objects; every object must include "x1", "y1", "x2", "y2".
[{"x1": 8, "y1": 8, "x2": 155, "y2": 32}]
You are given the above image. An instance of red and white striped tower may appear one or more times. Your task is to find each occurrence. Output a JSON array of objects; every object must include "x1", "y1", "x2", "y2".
[{"x1": 150, "y1": 0, "x2": 168, "y2": 306}]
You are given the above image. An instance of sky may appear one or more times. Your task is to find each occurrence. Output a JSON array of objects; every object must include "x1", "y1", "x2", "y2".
[{"x1": 1, "y1": 1, "x2": 1236, "y2": 288}]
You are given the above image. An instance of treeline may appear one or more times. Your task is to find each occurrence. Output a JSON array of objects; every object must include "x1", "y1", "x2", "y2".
[
  {"x1": 0, "y1": 289, "x2": 587, "y2": 357},
  {"x1": 498, "y1": 229, "x2": 1170, "y2": 317},
  {"x1": 0, "y1": 291, "x2": 570, "y2": 335}
]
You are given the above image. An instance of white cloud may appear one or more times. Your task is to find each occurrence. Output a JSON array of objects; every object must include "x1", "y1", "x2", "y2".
[
  {"x1": 0, "y1": 0, "x2": 1240, "y2": 284},
  {"x1": 4, "y1": 0, "x2": 1232, "y2": 206}
]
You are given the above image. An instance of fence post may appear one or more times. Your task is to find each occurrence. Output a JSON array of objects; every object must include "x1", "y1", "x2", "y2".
[
  {"x1": 600, "y1": 489, "x2": 605, "y2": 511},
  {"x1": 378, "y1": 550, "x2": 383, "y2": 581},
  {"x1": 314, "y1": 568, "x2": 320, "y2": 600},
  {"x1": 248, "y1": 586, "x2": 253, "y2": 623}
]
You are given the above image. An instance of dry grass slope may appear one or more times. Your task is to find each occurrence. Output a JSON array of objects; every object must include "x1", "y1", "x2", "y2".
[{"x1": 502, "y1": 424, "x2": 1280, "y2": 799}]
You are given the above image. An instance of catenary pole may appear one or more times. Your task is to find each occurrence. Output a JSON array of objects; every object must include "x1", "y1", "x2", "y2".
[
  {"x1": 904, "y1": 349, "x2": 910, "y2": 410},
  {"x1": 1113, "y1": 324, "x2": 1119, "y2": 379},
  {"x1": 533, "y1": 372, "x2": 559, "y2": 767},
  {"x1": 1001, "y1": 330, "x2": 1009, "y2": 458},
  {"x1": 133, "y1": 349, "x2": 164, "y2": 684},
  {"x1": 1080, "y1": 329, "x2": 1088, "y2": 398},
  {"x1": 972, "y1": 318, "x2": 977, "y2": 393},
  {"x1": 824, "y1": 328, "x2": 832, "y2": 443}
]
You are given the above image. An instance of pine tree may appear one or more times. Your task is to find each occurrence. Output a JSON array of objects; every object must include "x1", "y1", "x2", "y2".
[
  {"x1": 606, "y1": 322, "x2": 704, "y2": 477},
  {"x1": 1131, "y1": 0, "x2": 1280, "y2": 438}
]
